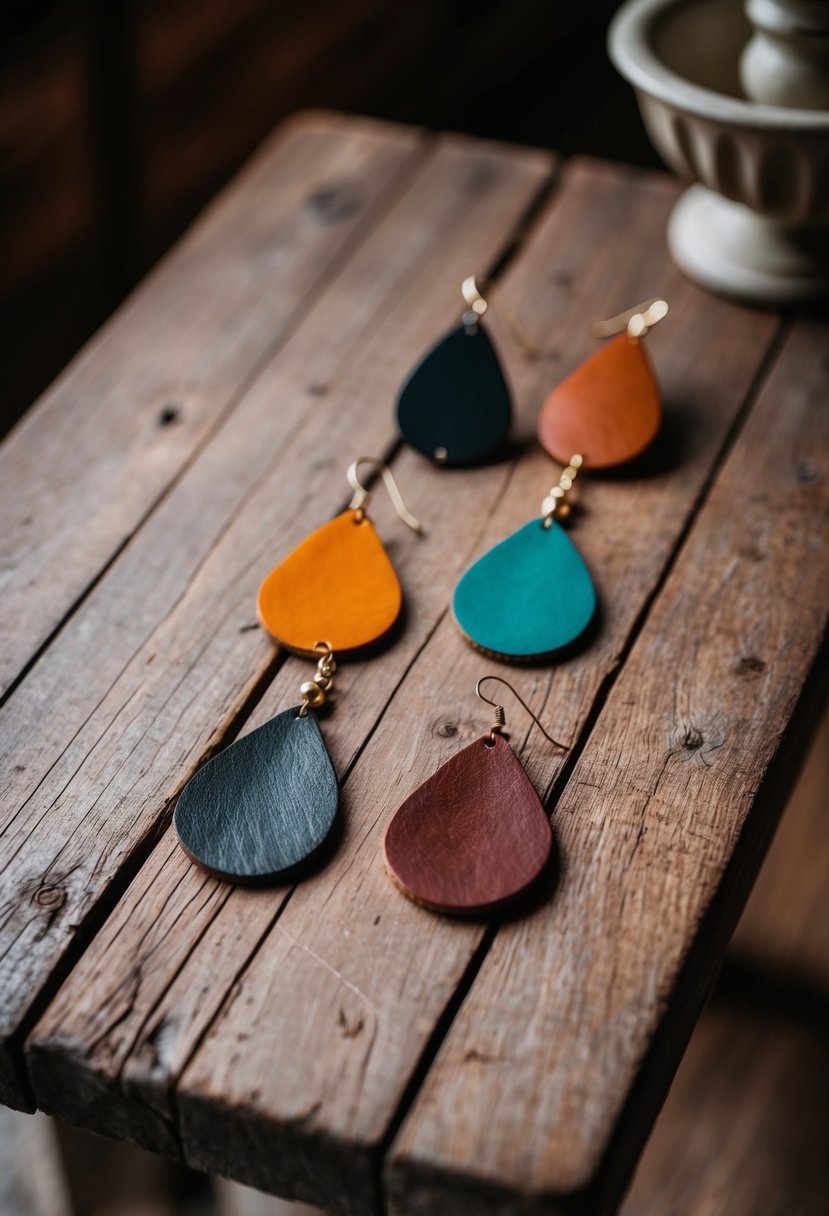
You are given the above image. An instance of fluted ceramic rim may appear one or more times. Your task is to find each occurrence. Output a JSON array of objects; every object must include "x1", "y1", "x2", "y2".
[{"x1": 609, "y1": 0, "x2": 829, "y2": 130}]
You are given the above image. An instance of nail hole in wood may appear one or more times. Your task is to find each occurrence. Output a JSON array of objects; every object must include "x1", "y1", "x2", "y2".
[
  {"x1": 158, "y1": 404, "x2": 181, "y2": 427},
  {"x1": 738, "y1": 655, "x2": 767, "y2": 676}
]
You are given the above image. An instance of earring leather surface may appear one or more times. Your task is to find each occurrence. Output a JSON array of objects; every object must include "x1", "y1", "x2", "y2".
[
  {"x1": 258, "y1": 510, "x2": 402, "y2": 655},
  {"x1": 174, "y1": 708, "x2": 338, "y2": 883},
  {"x1": 384, "y1": 733, "x2": 552, "y2": 915},
  {"x1": 538, "y1": 334, "x2": 661, "y2": 469},
  {"x1": 396, "y1": 323, "x2": 511, "y2": 465},
  {"x1": 453, "y1": 519, "x2": 596, "y2": 660}
]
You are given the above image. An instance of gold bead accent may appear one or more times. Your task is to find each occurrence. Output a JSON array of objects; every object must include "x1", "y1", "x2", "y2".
[
  {"x1": 299, "y1": 680, "x2": 326, "y2": 708},
  {"x1": 541, "y1": 454, "x2": 583, "y2": 525},
  {"x1": 297, "y1": 642, "x2": 336, "y2": 716}
]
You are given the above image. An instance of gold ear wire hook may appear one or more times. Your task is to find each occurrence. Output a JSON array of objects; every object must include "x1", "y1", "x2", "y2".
[
  {"x1": 462, "y1": 275, "x2": 544, "y2": 359},
  {"x1": 346, "y1": 457, "x2": 422, "y2": 532},
  {"x1": 591, "y1": 298, "x2": 669, "y2": 341},
  {"x1": 475, "y1": 676, "x2": 568, "y2": 749}
]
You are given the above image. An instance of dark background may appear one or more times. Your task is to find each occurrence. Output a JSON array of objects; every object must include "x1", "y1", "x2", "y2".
[{"x1": 0, "y1": 0, "x2": 658, "y2": 438}]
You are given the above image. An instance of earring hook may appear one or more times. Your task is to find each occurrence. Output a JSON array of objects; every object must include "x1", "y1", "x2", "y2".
[
  {"x1": 475, "y1": 676, "x2": 568, "y2": 749},
  {"x1": 462, "y1": 276, "x2": 544, "y2": 359},
  {"x1": 591, "y1": 298, "x2": 669, "y2": 341},
  {"x1": 347, "y1": 457, "x2": 422, "y2": 532}
]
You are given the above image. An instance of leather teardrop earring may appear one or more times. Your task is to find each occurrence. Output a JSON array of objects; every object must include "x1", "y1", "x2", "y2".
[
  {"x1": 174, "y1": 459, "x2": 421, "y2": 884},
  {"x1": 395, "y1": 276, "x2": 541, "y2": 467},
  {"x1": 175, "y1": 642, "x2": 340, "y2": 882},
  {"x1": 538, "y1": 298, "x2": 669, "y2": 469},
  {"x1": 453, "y1": 456, "x2": 596, "y2": 660},
  {"x1": 384, "y1": 676, "x2": 567, "y2": 915},
  {"x1": 258, "y1": 457, "x2": 421, "y2": 656}
]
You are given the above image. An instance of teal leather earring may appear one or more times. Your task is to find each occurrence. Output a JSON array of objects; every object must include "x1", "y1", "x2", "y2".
[
  {"x1": 453, "y1": 456, "x2": 596, "y2": 660},
  {"x1": 396, "y1": 276, "x2": 516, "y2": 467}
]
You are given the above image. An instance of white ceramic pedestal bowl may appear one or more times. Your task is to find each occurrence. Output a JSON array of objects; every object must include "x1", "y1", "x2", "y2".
[{"x1": 609, "y1": 0, "x2": 829, "y2": 304}]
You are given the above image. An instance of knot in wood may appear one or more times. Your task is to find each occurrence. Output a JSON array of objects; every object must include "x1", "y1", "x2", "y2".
[
  {"x1": 307, "y1": 184, "x2": 360, "y2": 224},
  {"x1": 34, "y1": 885, "x2": 66, "y2": 909},
  {"x1": 433, "y1": 719, "x2": 459, "y2": 739}
]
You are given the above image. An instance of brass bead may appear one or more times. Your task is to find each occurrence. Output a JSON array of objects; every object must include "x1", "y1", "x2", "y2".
[{"x1": 299, "y1": 680, "x2": 326, "y2": 708}]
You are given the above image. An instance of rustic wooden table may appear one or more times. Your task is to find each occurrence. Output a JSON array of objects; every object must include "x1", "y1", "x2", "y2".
[{"x1": 0, "y1": 111, "x2": 826, "y2": 1216}]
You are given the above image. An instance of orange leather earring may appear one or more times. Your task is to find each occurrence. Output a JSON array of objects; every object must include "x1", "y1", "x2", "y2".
[
  {"x1": 538, "y1": 299, "x2": 668, "y2": 470},
  {"x1": 258, "y1": 458, "x2": 421, "y2": 656}
]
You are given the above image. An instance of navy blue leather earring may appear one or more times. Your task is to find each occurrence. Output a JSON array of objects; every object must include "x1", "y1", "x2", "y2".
[{"x1": 396, "y1": 276, "x2": 520, "y2": 467}]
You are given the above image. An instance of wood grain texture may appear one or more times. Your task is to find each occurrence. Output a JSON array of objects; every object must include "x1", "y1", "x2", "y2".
[
  {"x1": 96, "y1": 162, "x2": 777, "y2": 1213},
  {"x1": 388, "y1": 317, "x2": 828, "y2": 1215},
  {"x1": 16, "y1": 130, "x2": 553, "y2": 1118},
  {"x1": 0, "y1": 111, "x2": 420, "y2": 699},
  {"x1": 622, "y1": 709, "x2": 829, "y2": 1216},
  {"x1": 730, "y1": 703, "x2": 829, "y2": 988}
]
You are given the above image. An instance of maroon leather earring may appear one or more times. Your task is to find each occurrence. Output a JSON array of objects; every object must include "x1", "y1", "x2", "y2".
[{"x1": 383, "y1": 676, "x2": 567, "y2": 915}]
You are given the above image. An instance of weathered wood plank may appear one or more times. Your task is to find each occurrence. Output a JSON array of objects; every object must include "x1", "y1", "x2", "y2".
[
  {"x1": 6, "y1": 131, "x2": 552, "y2": 1112},
  {"x1": 622, "y1": 709, "x2": 829, "y2": 1216},
  {"x1": 38, "y1": 160, "x2": 784, "y2": 1215},
  {"x1": 387, "y1": 318, "x2": 828, "y2": 1215},
  {"x1": 0, "y1": 111, "x2": 421, "y2": 699},
  {"x1": 730, "y1": 701, "x2": 829, "y2": 988}
]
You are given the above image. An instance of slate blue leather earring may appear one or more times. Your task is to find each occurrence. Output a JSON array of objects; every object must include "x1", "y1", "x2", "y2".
[
  {"x1": 452, "y1": 455, "x2": 596, "y2": 660},
  {"x1": 396, "y1": 276, "x2": 539, "y2": 467},
  {"x1": 174, "y1": 643, "x2": 340, "y2": 884}
]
